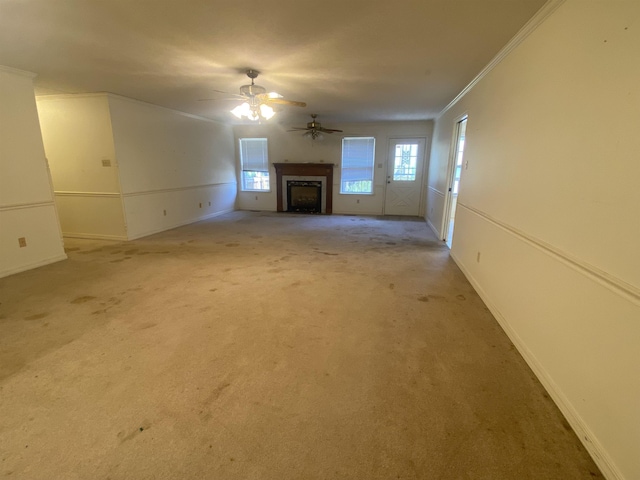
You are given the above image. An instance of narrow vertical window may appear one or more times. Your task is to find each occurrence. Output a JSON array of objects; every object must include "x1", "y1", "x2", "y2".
[
  {"x1": 340, "y1": 137, "x2": 376, "y2": 194},
  {"x1": 239, "y1": 138, "x2": 269, "y2": 191}
]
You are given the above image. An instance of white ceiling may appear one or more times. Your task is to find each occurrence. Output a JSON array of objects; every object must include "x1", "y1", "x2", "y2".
[{"x1": 0, "y1": 0, "x2": 546, "y2": 126}]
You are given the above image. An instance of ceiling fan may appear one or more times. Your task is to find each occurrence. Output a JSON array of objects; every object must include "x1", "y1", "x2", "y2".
[
  {"x1": 288, "y1": 114, "x2": 343, "y2": 140},
  {"x1": 226, "y1": 69, "x2": 306, "y2": 121}
]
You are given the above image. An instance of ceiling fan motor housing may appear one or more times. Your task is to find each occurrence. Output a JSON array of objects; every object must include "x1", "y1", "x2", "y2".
[{"x1": 240, "y1": 84, "x2": 266, "y2": 97}]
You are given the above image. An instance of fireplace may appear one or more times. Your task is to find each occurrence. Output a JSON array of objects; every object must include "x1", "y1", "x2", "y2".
[
  {"x1": 287, "y1": 181, "x2": 322, "y2": 213},
  {"x1": 273, "y1": 163, "x2": 335, "y2": 214}
]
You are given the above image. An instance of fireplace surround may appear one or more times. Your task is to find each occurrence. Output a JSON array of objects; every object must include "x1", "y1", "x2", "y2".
[{"x1": 273, "y1": 163, "x2": 335, "y2": 214}]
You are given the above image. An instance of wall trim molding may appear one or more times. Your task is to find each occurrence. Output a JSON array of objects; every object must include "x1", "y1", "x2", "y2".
[
  {"x1": 0, "y1": 253, "x2": 67, "y2": 279},
  {"x1": 0, "y1": 200, "x2": 55, "y2": 212},
  {"x1": 126, "y1": 208, "x2": 235, "y2": 240},
  {"x1": 0, "y1": 65, "x2": 37, "y2": 78},
  {"x1": 122, "y1": 182, "x2": 237, "y2": 198},
  {"x1": 428, "y1": 186, "x2": 446, "y2": 197},
  {"x1": 62, "y1": 232, "x2": 128, "y2": 241},
  {"x1": 54, "y1": 191, "x2": 121, "y2": 198},
  {"x1": 459, "y1": 202, "x2": 639, "y2": 306},
  {"x1": 450, "y1": 251, "x2": 624, "y2": 480},
  {"x1": 440, "y1": 0, "x2": 566, "y2": 117}
]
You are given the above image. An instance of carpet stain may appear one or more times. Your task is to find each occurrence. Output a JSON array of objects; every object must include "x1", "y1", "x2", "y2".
[
  {"x1": 389, "y1": 283, "x2": 395, "y2": 290},
  {"x1": 118, "y1": 421, "x2": 151, "y2": 443},
  {"x1": 209, "y1": 289, "x2": 217, "y2": 292},
  {"x1": 319, "y1": 252, "x2": 338, "y2": 256},
  {"x1": 205, "y1": 382, "x2": 231, "y2": 403},
  {"x1": 138, "y1": 322, "x2": 157, "y2": 330},
  {"x1": 225, "y1": 243, "x2": 240, "y2": 247},
  {"x1": 24, "y1": 313, "x2": 49, "y2": 320},
  {"x1": 417, "y1": 295, "x2": 430, "y2": 302},
  {"x1": 456, "y1": 294, "x2": 466, "y2": 301},
  {"x1": 71, "y1": 296, "x2": 96, "y2": 304}
]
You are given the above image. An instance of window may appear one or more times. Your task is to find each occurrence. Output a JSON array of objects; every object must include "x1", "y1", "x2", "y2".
[
  {"x1": 340, "y1": 137, "x2": 375, "y2": 194},
  {"x1": 239, "y1": 138, "x2": 269, "y2": 191},
  {"x1": 392, "y1": 143, "x2": 419, "y2": 181}
]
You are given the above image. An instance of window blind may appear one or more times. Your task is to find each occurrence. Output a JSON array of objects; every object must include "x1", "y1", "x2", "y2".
[
  {"x1": 341, "y1": 137, "x2": 375, "y2": 193},
  {"x1": 240, "y1": 138, "x2": 268, "y2": 172}
]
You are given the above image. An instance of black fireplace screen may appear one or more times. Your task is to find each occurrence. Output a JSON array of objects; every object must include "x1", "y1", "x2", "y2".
[{"x1": 286, "y1": 181, "x2": 322, "y2": 213}]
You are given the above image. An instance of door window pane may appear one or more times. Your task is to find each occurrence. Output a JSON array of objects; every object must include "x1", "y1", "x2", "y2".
[{"x1": 392, "y1": 144, "x2": 418, "y2": 181}]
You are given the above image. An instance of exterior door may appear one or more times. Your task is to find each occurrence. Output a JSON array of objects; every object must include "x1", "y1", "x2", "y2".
[{"x1": 384, "y1": 138, "x2": 426, "y2": 216}]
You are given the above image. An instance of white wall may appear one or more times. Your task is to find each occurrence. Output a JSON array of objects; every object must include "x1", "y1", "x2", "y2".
[
  {"x1": 36, "y1": 93, "x2": 237, "y2": 241},
  {"x1": 0, "y1": 66, "x2": 66, "y2": 278},
  {"x1": 108, "y1": 95, "x2": 236, "y2": 239},
  {"x1": 234, "y1": 121, "x2": 432, "y2": 215},
  {"x1": 427, "y1": 2, "x2": 640, "y2": 479},
  {"x1": 36, "y1": 94, "x2": 127, "y2": 240}
]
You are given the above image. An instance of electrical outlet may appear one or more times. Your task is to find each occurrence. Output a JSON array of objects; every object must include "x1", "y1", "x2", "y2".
[
  {"x1": 18, "y1": 237, "x2": 27, "y2": 248},
  {"x1": 477, "y1": 251, "x2": 481, "y2": 263},
  {"x1": 101, "y1": 159, "x2": 111, "y2": 167}
]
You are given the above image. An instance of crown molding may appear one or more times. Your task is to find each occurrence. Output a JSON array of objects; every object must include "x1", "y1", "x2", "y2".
[
  {"x1": 440, "y1": 0, "x2": 566, "y2": 117},
  {"x1": 0, "y1": 65, "x2": 37, "y2": 78}
]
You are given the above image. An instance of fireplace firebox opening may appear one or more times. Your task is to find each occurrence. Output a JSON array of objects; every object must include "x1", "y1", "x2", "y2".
[{"x1": 287, "y1": 181, "x2": 322, "y2": 214}]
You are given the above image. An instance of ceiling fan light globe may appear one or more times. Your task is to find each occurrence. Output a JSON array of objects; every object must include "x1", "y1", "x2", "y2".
[
  {"x1": 230, "y1": 103, "x2": 249, "y2": 118},
  {"x1": 260, "y1": 104, "x2": 275, "y2": 120}
]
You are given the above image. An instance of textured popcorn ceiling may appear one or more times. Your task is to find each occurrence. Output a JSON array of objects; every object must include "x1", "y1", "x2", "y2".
[{"x1": 0, "y1": 0, "x2": 546, "y2": 124}]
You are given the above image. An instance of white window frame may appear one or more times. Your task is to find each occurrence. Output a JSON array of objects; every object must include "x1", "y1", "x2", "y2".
[
  {"x1": 239, "y1": 137, "x2": 270, "y2": 192},
  {"x1": 340, "y1": 137, "x2": 376, "y2": 195}
]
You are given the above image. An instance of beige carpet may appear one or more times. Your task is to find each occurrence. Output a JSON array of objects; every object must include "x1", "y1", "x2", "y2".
[{"x1": 0, "y1": 211, "x2": 602, "y2": 479}]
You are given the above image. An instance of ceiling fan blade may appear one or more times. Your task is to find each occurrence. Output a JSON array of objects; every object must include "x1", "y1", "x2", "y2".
[
  {"x1": 198, "y1": 96, "x2": 246, "y2": 101},
  {"x1": 264, "y1": 97, "x2": 307, "y2": 108},
  {"x1": 318, "y1": 127, "x2": 343, "y2": 133},
  {"x1": 287, "y1": 127, "x2": 310, "y2": 131}
]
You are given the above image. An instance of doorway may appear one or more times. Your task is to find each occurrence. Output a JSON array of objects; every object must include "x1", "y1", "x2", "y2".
[
  {"x1": 384, "y1": 138, "x2": 426, "y2": 216},
  {"x1": 445, "y1": 117, "x2": 467, "y2": 248}
]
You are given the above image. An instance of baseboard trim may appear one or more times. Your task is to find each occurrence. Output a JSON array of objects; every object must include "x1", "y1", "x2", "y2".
[
  {"x1": 126, "y1": 209, "x2": 235, "y2": 240},
  {"x1": 0, "y1": 253, "x2": 67, "y2": 279},
  {"x1": 426, "y1": 218, "x2": 442, "y2": 240},
  {"x1": 450, "y1": 251, "x2": 624, "y2": 480}
]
